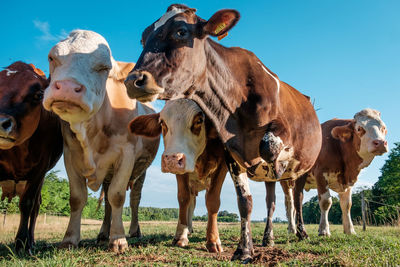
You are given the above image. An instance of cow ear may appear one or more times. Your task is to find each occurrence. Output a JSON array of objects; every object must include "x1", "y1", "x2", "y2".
[
  {"x1": 115, "y1": 61, "x2": 135, "y2": 81},
  {"x1": 203, "y1": 9, "x2": 240, "y2": 37},
  {"x1": 29, "y1": 64, "x2": 46, "y2": 79},
  {"x1": 331, "y1": 122, "x2": 354, "y2": 142},
  {"x1": 129, "y1": 113, "x2": 161, "y2": 138}
]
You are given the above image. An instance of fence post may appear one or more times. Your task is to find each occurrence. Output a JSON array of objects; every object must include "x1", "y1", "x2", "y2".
[
  {"x1": 361, "y1": 191, "x2": 366, "y2": 231},
  {"x1": 2, "y1": 210, "x2": 6, "y2": 227},
  {"x1": 44, "y1": 213, "x2": 47, "y2": 225}
]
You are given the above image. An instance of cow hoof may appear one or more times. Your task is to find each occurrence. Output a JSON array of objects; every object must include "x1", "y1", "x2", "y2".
[
  {"x1": 206, "y1": 242, "x2": 223, "y2": 253},
  {"x1": 172, "y1": 237, "x2": 189, "y2": 248},
  {"x1": 262, "y1": 238, "x2": 274, "y2": 247},
  {"x1": 109, "y1": 237, "x2": 128, "y2": 253},
  {"x1": 129, "y1": 227, "x2": 142, "y2": 238},
  {"x1": 296, "y1": 231, "x2": 309, "y2": 240},
  {"x1": 318, "y1": 232, "x2": 331, "y2": 237},
  {"x1": 59, "y1": 241, "x2": 78, "y2": 249},
  {"x1": 231, "y1": 248, "x2": 252, "y2": 263},
  {"x1": 96, "y1": 233, "x2": 109, "y2": 245}
]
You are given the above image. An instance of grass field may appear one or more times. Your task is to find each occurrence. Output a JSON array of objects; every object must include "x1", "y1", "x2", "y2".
[{"x1": 0, "y1": 214, "x2": 399, "y2": 266}]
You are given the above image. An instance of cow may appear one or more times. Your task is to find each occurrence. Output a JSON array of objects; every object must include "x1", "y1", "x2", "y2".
[
  {"x1": 0, "y1": 62, "x2": 63, "y2": 254},
  {"x1": 129, "y1": 99, "x2": 227, "y2": 252},
  {"x1": 124, "y1": 4, "x2": 322, "y2": 262},
  {"x1": 284, "y1": 108, "x2": 388, "y2": 237},
  {"x1": 42, "y1": 30, "x2": 159, "y2": 253}
]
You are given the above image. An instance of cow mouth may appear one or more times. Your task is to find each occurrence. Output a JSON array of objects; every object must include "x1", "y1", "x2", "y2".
[
  {"x1": 50, "y1": 100, "x2": 89, "y2": 114},
  {"x1": 0, "y1": 135, "x2": 16, "y2": 142},
  {"x1": 0, "y1": 135, "x2": 16, "y2": 148}
]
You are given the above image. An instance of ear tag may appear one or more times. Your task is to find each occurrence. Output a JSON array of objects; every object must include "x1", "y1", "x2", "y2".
[
  {"x1": 214, "y1": 22, "x2": 226, "y2": 34},
  {"x1": 218, "y1": 32, "x2": 228, "y2": 41}
]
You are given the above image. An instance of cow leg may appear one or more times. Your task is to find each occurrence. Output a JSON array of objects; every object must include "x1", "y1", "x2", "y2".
[
  {"x1": 97, "y1": 182, "x2": 111, "y2": 245},
  {"x1": 294, "y1": 175, "x2": 308, "y2": 240},
  {"x1": 262, "y1": 181, "x2": 276, "y2": 246},
  {"x1": 60, "y1": 172, "x2": 88, "y2": 248},
  {"x1": 187, "y1": 193, "x2": 196, "y2": 235},
  {"x1": 129, "y1": 172, "x2": 146, "y2": 238},
  {"x1": 15, "y1": 176, "x2": 42, "y2": 254},
  {"x1": 205, "y1": 165, "x2": 225, "y2": 253},
  {"x1": 173, "y1": 174, "x2": 190, "y2": 248},
  {"x1": 280, "y1": 181, "x2": 296, "y2": 234},
  {"x1": 318, "y1": 189, "x2": 332, "y2": 236},
  {"x1": 108, "y1": 152, "x2": 135, "y2": 253},
  {"x1": 28, "y1": 192, "x2": 41, "y2": 248},
  {"x1": 339, "y1": 187, "x2": 356, "y2": 235}
]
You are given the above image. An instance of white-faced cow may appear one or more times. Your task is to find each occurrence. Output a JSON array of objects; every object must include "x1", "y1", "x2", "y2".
[
  {"x1": 42, "y1": 30, "x2": 159, "y2": 252},
  {"x1": 124, "y1": 4, "x2": 322, "y2": 262},
  {"x1": 284, "y1": 108, "x2": 388, "y2": 237},
  {"x1": 0, "y1": 62, "x2": 63, "y2": 254},
  {"x1": 129, "y1": 99, "x2": 227, "y2": 252}
]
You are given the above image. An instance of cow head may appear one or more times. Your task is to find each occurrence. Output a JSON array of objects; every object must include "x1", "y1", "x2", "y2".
[
  {"x1": 43, "y1": 30, "x2": 132, "y2": 123},
  {"x1": 331, "y1": 108, "x2": 388, "y2": 158},
  {"x1": 129, "y1": 99, "x2": 215, "y2": 174},
  {"x1": 0, "y1": 62, "x2": 48, "y2": 149},
  {"x1": 125, "y1": 4, "x2": 240, "y2": 102}
]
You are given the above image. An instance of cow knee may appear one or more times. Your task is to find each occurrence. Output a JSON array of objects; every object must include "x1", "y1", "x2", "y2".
[
  {"x1": 70, "y1": 195, "x2": 86, "y2": 212},
  {"x1": 178, "y1": 192, "x2": 190, "y2": 207},
  {"x1": 109, "y1": 190, "x2": 125, "y2": 208}
]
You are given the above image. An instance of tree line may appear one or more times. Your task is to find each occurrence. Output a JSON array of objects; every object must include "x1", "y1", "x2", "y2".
[
  {"x1": 303, "y1": 142, "x2": 400, "y2": 226},
  {"x1": 0, "y1": 172, "x2": 238, "y2": 222}
]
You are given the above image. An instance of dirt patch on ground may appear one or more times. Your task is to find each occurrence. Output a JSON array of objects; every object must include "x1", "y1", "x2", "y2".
[{"x1": 206, "y1": 245, "x2": 319, "y2": 266}]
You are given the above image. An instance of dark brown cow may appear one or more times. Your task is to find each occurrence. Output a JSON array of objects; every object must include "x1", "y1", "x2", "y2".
[
  {"x1": 130, "y1": 99, "x2": 227, "y2": 252},
  {"x1": 124, "y1": 4, "x2": 321, "y2": 262},
  {"x1": 285, "y1": 109, "x2": 388, "y2": 237},
  {"x1": 0, "y1": 62, "x2": 63, "y2": 253}
]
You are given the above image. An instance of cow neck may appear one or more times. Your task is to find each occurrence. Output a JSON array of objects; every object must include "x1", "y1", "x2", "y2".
[
  {"x1": 340, "y1": 138, "x2": 364, "y2": 186},
  {"x1": 69, "y1": 93, "x2": 113, "y2": 179},
  {"x1": 190, "y1": 39, "x2": 280, "y2": 167}
]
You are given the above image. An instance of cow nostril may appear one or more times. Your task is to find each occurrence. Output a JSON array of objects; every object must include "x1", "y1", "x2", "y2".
[
  {"x1": 0, "y1": 118, "x2": 13, "y2": 132},
  {"x1": 55, "y1": 82, "x2": 61, "y2": 90},
  {"x1": 134, "y1": 73, "x2": 148, "y2": 87},
  {"x1": 74, "y1": 85, "x2": 83, "y2": 93},
  {"x1": 177, "y1": 157, "x2": 184, "y2": 167},
  {"x1": 384, "y1": 141, "x2": 388, "y2": 146}
]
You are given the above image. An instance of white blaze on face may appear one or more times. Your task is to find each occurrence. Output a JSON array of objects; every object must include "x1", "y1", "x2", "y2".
[
  {"x1": 160, "y1": 99, "x2": 206, "y2": 173},
  {"x1": 354, "y1": 108, "x2": 388, "y2": 161},
  {"x1": 154, "y1": 7, "x2": 186, "y2": 31},
  {"x1": 4, "y1": 69, "x2": 17, "y2": 76},
  {"x1": 44, "y1": 30, "x2": 113, "y2": 123}
]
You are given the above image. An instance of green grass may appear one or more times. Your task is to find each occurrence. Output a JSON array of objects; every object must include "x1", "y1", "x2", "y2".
[{"x1": 0, "y1": 218, "x2": 399, "y2": 266}]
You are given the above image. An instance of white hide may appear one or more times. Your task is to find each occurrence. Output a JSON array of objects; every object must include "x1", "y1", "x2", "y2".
[
  {"x1": 161, "y1": 99, "x2": 206, "y2": 173},
  {"x1": 318, "y1": 190, "x2": 332, "y2": 236},
  {"x1": 4, "y1": 69, "x2": 17, "y2": 76},
  {"x1": 258, "y1": 62, "x2": 280, "y2": 93},
  {"x1": 354, "y1": 108, "x2": 387, "y2": 167},
  {"x1": 154, "y1": 7, "x2": 186, "y2": 31},
  {"x1": 284, "y1": 187, "x2": 296, "y2": 234},
  {"x1": 44, "y1": 30, "x2": 113, "y2": 123},
  {"x1": 339, "y1": 187, "x2": 356, "y2": 234}
]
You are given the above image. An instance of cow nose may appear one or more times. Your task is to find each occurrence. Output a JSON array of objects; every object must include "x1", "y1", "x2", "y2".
[
  {"x1": 54, "y1": 80, "x2": 85, "y2": 94},
  {"x1": 162, "y1": 153, "x2": 186, "y2": 173},
  {"x1": 0, "y1": 115, "x2": 15, "y2": 136},
  {"x1": 126, "y1": 71, "x2": 150, "y2": 89},
  {"x1": 373, "y1": 139, "x2": 386, "y2": 147},
  {"x1": 372, "y1": 139, "x2": 388, "y2": 153}
]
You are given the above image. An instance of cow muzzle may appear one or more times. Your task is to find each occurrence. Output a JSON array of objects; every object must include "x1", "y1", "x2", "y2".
[
  {"x1": 124, "y1": 71, "x2": 164, "y2": 102},
  {"x1": 44, "y1": 80, "x2": 90, "y2": 115},
  {"x1": 162, "y1": 153, "x2": 187, "y2": 174},
  {"x1": 370, "y1": 139, "x2": 388, "y2": 155},
  {"x1": 0, "y1": 114, "x2": 17, "y2": 149}
]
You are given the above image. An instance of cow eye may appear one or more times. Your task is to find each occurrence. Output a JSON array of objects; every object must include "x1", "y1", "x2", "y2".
[
  {"x1": 48, "y1": 56, "x2": 53, "y2": 62},
  {"x1": 195, "y1": 117, "x2": 203, "y2": 125},
  {"x1": 357, "y1": 126, "x2": 363, "y2": 132},
  {"x1": 33, "y1": 90, "x2": 44, "y2": 101},
  {"x1": 94, "y1": 65, "x2": 110, "y2": 73},
  {"x1": 176, "y1": 28, "x2": 188, "y2": 38}
]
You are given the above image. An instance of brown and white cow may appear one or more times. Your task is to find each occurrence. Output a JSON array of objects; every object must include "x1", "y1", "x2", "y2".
[
  {"x1": 0, "y1": 62, "x2": 63, "y2": 253},
  {"x1": 124, "y1": 4, "x2": 322, "y2": 262},
  {"x1": 129, "y1": 99, "x2": 227, "y2": 252},
  {"x1": 285, "y1": 108, "x2": 388, "y2": 237},
  {"x1": 42, "y1": 30, "x2": 159, "y2": 252}
]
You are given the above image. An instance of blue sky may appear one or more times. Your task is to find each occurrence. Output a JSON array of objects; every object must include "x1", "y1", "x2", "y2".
[{"x1": 2, "y1": 0, "x2": 399, "y2": 220}]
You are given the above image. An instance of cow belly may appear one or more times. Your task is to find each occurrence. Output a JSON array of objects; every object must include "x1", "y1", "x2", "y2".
[
  {"x1": 248, "y1": 159, "x2": 303, "y2": 182},
  {"x1": 304, "y1": 174, "x2": 317, "y2": 192}
]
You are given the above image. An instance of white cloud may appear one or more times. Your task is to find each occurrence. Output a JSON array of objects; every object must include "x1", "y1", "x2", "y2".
[{"x1": 33, "y1": 20, "x2": 67, "y2": 42}]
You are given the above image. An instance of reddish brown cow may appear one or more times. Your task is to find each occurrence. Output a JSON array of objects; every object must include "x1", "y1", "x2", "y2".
[
  {"x1": 130, "y1": 99, "x2": 227, "y2": 252},
  {"x1": 124, "y1": 4, "x2": 321, "y2": 262},
  {"x1": 285, "y1": 109, "x2": 388, "y2": 237},
  {"x1": 0, "y1": 62, "x2": 63, "y2": 253}
]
